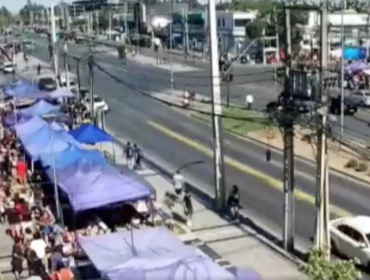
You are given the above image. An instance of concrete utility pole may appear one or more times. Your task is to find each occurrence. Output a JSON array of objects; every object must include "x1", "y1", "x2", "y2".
[
  {"x1": 274, "y1": 5, "x2": 280, "y2": 60},
  {"x1": 124, "y1": 1, "x2": 128, "y2": 36},
  {"x1": 30, "y1": 10, "x2": 34, "y2": 28},
  {"x1": 282, "y1": 7, "x2": 295, "y2": 253},
  {"x1": 208, "y1": 0, "x2": 226, "y2": 209},
  {"x1": 169, "y1": 0, "x2": 174, "y2": 93},
  {"x1": 66, "y1": 6, "x2": 70, "y2": 31},
  {"x1": 63, "y1": 43, "x2": 70, "y2": 92},
  {"x1": 340, "y1": 0, "x2": 345, "y2": 142},
  {"x1": 108, "y1": 8, "x2": 112, "y2": 41},
  {"x1": 183, "y1": 8, "x2": 189, "y2": 60},
  {"x1": 88, "y1": 40, "x2": 95, "y2": 122},
  {"x1": 51, "y1": 4, "x2": 59, "y2": 89},
  {"x1": 203, "y1": 9, "x2": 208, "y2": 59},
  {"x1": 315, "y1": 5, "x2": 330, "y2": 259}
]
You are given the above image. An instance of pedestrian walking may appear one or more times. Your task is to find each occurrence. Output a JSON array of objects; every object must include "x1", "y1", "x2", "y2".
[
  {"x1": 133, "y1": 144, "x2": 142, "y2": 170},
  {"x1": 124, "y1": 142, "x2": 134, "y2": 169},
  {"x1": 183, "y1": 189, "x2": 193, "y2": 227},
  {"x1": 37, "y1": 64, "x2": 41, "y2": 75},
  {"x1": 172, "y1": 171, "x2": 184, "y2": 196},
  {"x1": 246, "y1": 94, "x2": 254, "y2": 110}
]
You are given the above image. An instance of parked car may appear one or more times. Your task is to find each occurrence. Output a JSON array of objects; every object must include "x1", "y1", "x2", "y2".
[
  {"x1": 330, "y1": 96, "x2": 358, "y2": 115},
  {"x1": 84, "y1": 95, "x2": 109, "y2": 113},
  {"x1": 3, "y1": 62, "x2": 15, "y2": 73},
  {"x1": 348, "y1": 90, "x2": 370, "y2": 107},
  {"x1": 330, "y1": 216, "x2": 370, "y2": 271},
  {"x1": 38, "y1": 77, "x2": 57, "y2": 91}
]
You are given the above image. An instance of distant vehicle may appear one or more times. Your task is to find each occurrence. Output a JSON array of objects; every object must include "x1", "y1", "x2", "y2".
[
  {"x1": 330, "y1": 96, "x2": 357, "y2": 116},
  {"x1": 266, "y1": 94, "x2": 316, "y2": 114},
  {"x1": 84, "y1": 95, "x2": 109, "y2": 113},
  {"x1": 348, "y1": 90, "x2": 370, "y2": 107},
  {"x1": 330, "y1": 216, "x2": 370, "y2": 271},
  {"x1": 38, "y1": 77, "x2": 57, "y2": 91},
  {"x1": 3, "y1": 62, "x2": 15, "y2": 74}
]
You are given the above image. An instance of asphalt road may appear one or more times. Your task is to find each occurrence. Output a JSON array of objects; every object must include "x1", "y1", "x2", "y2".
[{"x1": 17, "y1": 33, "x2": 370, "y2": 252}]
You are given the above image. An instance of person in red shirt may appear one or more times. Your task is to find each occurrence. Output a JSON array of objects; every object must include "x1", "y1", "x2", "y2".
[{"x1": 16, "y1": 160, "x2": 28, "y2": 186}]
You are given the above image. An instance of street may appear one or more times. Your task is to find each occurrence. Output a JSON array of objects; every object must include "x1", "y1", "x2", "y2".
[{"x1": 15, "y1": 33, "x2": 370, "y2": 251}]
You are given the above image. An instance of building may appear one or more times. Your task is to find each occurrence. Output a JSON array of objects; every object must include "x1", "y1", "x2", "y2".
[{"x1": 216, "y1": 10, "x2": 258, "y2": 52}]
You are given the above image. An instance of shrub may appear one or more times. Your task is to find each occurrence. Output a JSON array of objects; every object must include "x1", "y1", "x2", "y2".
[
  {"x1": 357, "y1": 162, "x2": 368, "y2": 172},
  {"x1": 302, "y1": 248, "x2": 361, "y2": 280},
  {"x1": 344, "y1": 159, "x2": 358, "y2": 169}
]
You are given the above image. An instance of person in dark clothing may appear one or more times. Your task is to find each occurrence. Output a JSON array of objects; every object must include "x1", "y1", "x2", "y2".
[
  {"x1": 133, "y1": 144, "x2": 142, "y2": 170},
  {"x1": 37, "y1": 64, "x2": 41, "y2": 75},
  {"x1": 125, "y1": 142, "x2": 134, "y2": 169},
  {"x1": 183, "y1": 189, "x2": 193, "y2": 227},
  {"x1": 227, "y1": 185, "x2": 240, "y2": 220},
  {"x1": 11, "y1": 236, "x2": 24, "y2": 280},
  {"x1": 27, "y1": 250, "x2": 45, "y2": 276}
]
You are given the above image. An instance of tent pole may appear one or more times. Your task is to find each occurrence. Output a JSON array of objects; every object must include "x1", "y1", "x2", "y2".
[
  {"x1": 31, "y1": 160, "x2": 34, "y2": 174},
  {"x1": 112, "y1": 142, "x2": 116, "y2": 164}
]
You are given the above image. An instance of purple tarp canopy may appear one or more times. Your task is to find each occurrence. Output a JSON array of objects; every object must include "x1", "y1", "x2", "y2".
[
  {"x1": 49, "y1": 88, "x2": 74, "y2": 98},
  {"x1": 345, "y1": 61, "x2": 370, "y2": 73},
  {"x1": 78, "y1": 227, "x2": 235, "y2": 280},
  {"x1": 14, "y1": 116, "x2": 48, "y2": 138},
  {"x1": 54, "y1": 164, "x2": 151, "y2": 212},
  {"x1": 4, "y1": 113, "x2": 32, "y2": 126}
]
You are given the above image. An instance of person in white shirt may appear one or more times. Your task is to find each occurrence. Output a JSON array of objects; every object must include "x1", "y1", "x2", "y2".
[
  {"x1": 246, "y1": 94, "x2": 254, "y2": 110},
  {"x1": 29, "y1": 232, "x2": 48, "y2": 271},
  {"x1": 172, "y1": 171, "x2": 184, "y2": 196}
]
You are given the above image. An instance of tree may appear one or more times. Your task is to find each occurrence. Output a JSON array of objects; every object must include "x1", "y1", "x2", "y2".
[
  {"x1": 302, "y1": 249, "x2": 362, "y2": 280},
  {"x1": 245, "y1": 19, "x2": 266, "y2": 39}
]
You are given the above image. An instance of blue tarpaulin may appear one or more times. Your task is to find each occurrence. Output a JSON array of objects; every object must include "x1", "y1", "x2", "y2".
[
  {"x1": 4, "y1": 113, "x2": 32, "y2": 126},
  {"x1": 78, "y1": 227, "x2": 235, "y2": 280},
  {"x1": 20, "y1": 100, "x2": 60, "y2": 117},
  {"x1": 14, "y1": 117, "x2": 48, "y2": 139},
  {"x1": 40, "y1": 145, "x2": 107, "y2": 170},
  {"x1": 69, "y1": 124, "x2": 115, "y2": 144},
  {"x1": 3, "y1": 80, "x2": 44, "y2": 98}
]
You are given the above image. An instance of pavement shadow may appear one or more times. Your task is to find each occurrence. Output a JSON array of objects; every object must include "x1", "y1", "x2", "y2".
[{"x1": 144, "y1": 155, "x2": 308, "y2": 263}]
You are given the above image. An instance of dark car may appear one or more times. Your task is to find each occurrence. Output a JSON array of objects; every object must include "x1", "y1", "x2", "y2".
[
  {"x1": 330, "y1": 96, "x2": 357, "y2": 115},
  {"x1": 38, "y1": 77, "x2": 57, "y2": 91}
]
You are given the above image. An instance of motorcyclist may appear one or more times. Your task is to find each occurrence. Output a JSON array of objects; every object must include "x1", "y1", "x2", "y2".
[{"x1": 227, "y1": 185, "x2": 240, "y2": 220}]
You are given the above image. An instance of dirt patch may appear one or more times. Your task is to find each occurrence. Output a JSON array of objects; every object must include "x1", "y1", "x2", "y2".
[{"x1": 248, "y1": 126, "x2": 370, "y2": 183}]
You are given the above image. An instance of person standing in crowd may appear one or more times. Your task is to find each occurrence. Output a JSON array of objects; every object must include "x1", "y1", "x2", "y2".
[
  {"x1": 16, "y1": 157, "x2": 28, "y2": 186},
  {"x1": 125, "y1": 142, "x2": 134, "y2": 169},
  {"x1": 11, "y1": 236, "x2": 24, "y2": 280},
  {"x1": 227, "y1": 185, "x2": 240, "y2": 220},
  {"x1": 133, "y1": 144, "x2": 142, "y2": 170},
  {"x1": 172, "y1": 171, "x2": 184, "y2": 196},
  {"x1": 29, "y1": 232, "x2": 48, "y2": 273}
]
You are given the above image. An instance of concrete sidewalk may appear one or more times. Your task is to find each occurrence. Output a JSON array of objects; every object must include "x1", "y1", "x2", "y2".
[{"x1": 99, "y1": 139, "x2": 307, "y2": 280}]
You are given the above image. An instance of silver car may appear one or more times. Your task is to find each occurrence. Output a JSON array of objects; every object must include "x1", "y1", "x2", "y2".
[{"x1": 348, "y1": 90, "x2": 370, "y2": 107}]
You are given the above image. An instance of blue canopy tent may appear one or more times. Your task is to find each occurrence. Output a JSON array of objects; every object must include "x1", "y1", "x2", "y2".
[
  {"x1": 48, "y1": 164, "x2": 151, "y2": 212},
  {"x1": 78, "y1": 227, "x2": 235, "y2": 280},
  {"x1": 69, "y1": 124, "x2": 115, "y2": 145},
  {"x1": 22, "y1": 125, "x2": 74, "y2": 160},
  {"x1": 40, "y1": 145, "x2": 107, "y2": 170},
  {"x1": 3, "y1": 80, "x2": 35, "y2": 96},
  {"x1": 4, "y1": 113, "x2": 32, "y2": 126},
  {"x1": 20, "y1": 100, "x2": 60, "y2": 117},
  {"x1": 14, "y1": 116, "x2": 48, "y2": 139}
]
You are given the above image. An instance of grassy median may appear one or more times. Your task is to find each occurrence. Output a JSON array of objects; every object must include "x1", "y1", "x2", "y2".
[{"x1": 192, "y1": 106, "x2": 274, "y2": 136}]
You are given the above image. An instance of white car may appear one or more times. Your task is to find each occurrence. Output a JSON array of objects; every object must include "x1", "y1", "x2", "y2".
[
  {"x1": 3, "y1": 62, "x2": 14, "y2": 73},
  {"x1": 84, "y1": 95, "x2": 109, "y2": 113},
  {"x1": 348, "y1": 90, "x2": 370, "y2": 107},
  {"x1": 330, "y1": 216, "x2": 370, "y2": 270}
]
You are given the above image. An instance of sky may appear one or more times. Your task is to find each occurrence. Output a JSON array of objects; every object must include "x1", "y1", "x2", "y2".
[{"x1": 1, "y1": 0, "x2": 70, "y2": 14}]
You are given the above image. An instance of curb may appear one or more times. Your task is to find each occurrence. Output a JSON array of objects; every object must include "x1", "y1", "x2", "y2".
[{"x1": 191, "y1": 112, "x2": 370, "y2": 187}]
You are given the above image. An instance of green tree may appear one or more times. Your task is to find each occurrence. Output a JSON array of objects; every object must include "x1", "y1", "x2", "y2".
[
  {"x1": 245, "y1": 19, "x2": 266, "y2": 39},
  {"x1": 303, "y1": 249, "x2": 361, "y2": 280}
]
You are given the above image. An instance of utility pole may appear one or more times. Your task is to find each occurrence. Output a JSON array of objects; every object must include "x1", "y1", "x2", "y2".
[
  {"x1": 51, "y1": 4, "x2": 59, "y2": 88},
  {"x1": 340, "y1": 0, "x2": 345, "y2": 142},
  {"x1": 203, "y1": 9, "x2": 208, "y2": 59},
  {"x1": 108, "y1": 7, "x2": 112, "y2": 41},
  {"x1": 274, "y1": 5, "x2": 280, "y2": 60},
  {"x1": 208, "y1": 0, "x2": 226, "y2": 209},
  {"x1": 169, "y1": 0, "x2": 174, "y2": 93},
  {"x1": 124, "y1": 1, "x2": 128, "y2": 37},
  {"x1": 315, "y1": 5, "x2": 330, "y2": 259},
  {"x1": 183, "y1": 8, "x2": 189, "y2": 60},
  {"x1": 226, "y1": 72, "x2": 230, "y2": 107},
  {"x1": 282, "y1": 7, "x2": 295, "y2": 253},
  {"x1": 88, "y1": 40, "x2": 95, "y2": 123},
  {"x1": 76, "y1": 59, "x2": 81, "y2": 100},
  {"x1": 63, "y1": 43, "x2": 70, "y2": 92}
]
